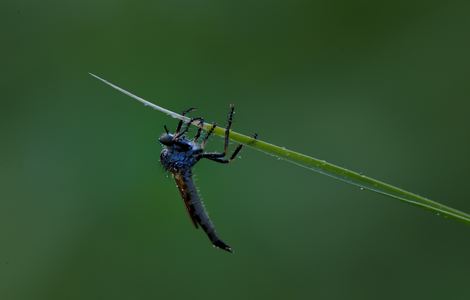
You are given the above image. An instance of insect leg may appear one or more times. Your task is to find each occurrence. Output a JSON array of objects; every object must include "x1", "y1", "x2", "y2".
[
  {"x1": 175, "y1": 107, "x2": 196, "y2": 134},
  {"x1": 202, "y1": 133, "x2": 258, "y2": 163},
  {"x1": 201, "y1": 123, "x2": 217, "y2": 148},
  {"x1": 223, "y1": 104, "x2": 236, "y2": 156},
  {"x1": 227, "y1": 133, "x2": 258, "y2": 160},
  {"x1": 201, "y1": 153, "x2": 230, "y2": 163},
  {"x1": 199, "y1": 104, "x2": 235, "y2": 156},
  {"x1": 175, "y1": 117, "x2": 204, "y2": 139},
  {"x1": 193, "y1": 118, "x2": 205, "y2": 142}
]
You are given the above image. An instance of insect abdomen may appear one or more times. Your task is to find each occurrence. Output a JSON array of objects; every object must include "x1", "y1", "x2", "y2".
[{"x1": 174, "y1": 172, "x2": 232, "y2": 252}]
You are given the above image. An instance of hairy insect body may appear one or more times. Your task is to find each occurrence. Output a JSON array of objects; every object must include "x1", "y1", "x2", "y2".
[
  {"x1": 160, "y1": 137, "x2": 231, "y2": 251},
  {"x1": 160, "y1": 139, "x2": 200, "y2": 173},
  {"x1": 158, "y1": 106, "x2": 255, "y2": 253}
]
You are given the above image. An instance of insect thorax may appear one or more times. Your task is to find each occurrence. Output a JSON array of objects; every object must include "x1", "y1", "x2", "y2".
[{"x1": 160, "y1": 147, "x2": 199, "y2": 173}]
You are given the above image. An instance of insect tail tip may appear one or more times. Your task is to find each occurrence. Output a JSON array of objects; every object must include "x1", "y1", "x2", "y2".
[{"x1": 212, "y1": 239, "x2": 233, "y2": 253}]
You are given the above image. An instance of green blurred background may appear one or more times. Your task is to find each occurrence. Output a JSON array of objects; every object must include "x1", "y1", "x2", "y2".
[{"x1": 1, "y1": 0, "x2": 469, "y2": 299}]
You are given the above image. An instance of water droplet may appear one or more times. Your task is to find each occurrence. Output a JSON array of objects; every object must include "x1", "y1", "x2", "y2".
[{"x1": 360, "y1": 187, "x2": 364, "y2": 191}]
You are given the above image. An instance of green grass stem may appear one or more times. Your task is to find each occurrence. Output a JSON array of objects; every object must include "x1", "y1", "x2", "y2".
[{"x1": 90, "y1": 73, "x2": 470, "y2": 224}]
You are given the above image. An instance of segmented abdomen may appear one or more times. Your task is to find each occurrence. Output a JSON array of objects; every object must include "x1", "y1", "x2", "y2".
[{"x1": 173, "y1": 171, "x2": 232, "y2": 252}]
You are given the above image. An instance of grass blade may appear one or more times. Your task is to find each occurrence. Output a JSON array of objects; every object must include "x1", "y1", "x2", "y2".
[{"x1": 90, "y1": 73, "x2": 470, "y2": 224}]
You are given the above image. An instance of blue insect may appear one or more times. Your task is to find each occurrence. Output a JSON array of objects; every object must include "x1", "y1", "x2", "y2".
[{"x1": 159, "y1": 105, "x2": 257, "y2": 253}]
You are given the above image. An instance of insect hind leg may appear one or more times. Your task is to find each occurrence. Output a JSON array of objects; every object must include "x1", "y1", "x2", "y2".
[
  {"x1": 223, "y1": 104, "x2": 235, "y2": 156},
  {"x1": 202, "y1": 133, "x2": 258, "y2": 163}
]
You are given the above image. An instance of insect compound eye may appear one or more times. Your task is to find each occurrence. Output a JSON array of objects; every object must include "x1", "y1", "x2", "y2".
[{"x1": 159, "y1": 133, "x2": 174, "y2": 146}]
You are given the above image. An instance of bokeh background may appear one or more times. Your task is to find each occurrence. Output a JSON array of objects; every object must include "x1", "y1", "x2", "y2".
[{"x1": 1, "y1": 1, "x2": 469, "y2": 299}]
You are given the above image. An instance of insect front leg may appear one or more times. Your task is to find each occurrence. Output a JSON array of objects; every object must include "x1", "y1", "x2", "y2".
[
  {"x1": 175, "y1": 117, "x2": 204, "y2": 139},
  {"x1": 175, "y1": 108, "x2": 196, "y2": 135}
]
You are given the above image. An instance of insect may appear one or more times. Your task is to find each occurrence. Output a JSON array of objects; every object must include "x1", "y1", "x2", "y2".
[{"x1": 159, "y1": 105, "x2": 256, "y2": 253}]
